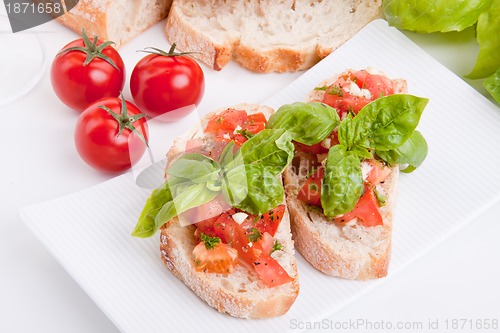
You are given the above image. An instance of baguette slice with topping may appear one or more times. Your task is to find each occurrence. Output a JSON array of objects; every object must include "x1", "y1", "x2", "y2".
[{"x1": 157, "y1": 104, "x2": 299, "y2": 318}]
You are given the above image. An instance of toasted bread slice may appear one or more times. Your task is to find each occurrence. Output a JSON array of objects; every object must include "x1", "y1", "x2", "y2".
[
  {"x1": 57, "y1": 0, "x2": 172, "y2": 47},
  {"x1": 159, "y1": 104, "x2": 299, "y2": 318},
  {"x1": 284, "y1": 70, "x2": 407, "y2": 279},
  {"x1": 164, "y1": 0, "x2": 382, "y2": 72}
]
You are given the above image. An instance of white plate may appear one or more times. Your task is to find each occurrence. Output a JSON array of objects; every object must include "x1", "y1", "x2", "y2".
[{"x1": 20, "y1": 19, "x2": 500, "y2": 333}]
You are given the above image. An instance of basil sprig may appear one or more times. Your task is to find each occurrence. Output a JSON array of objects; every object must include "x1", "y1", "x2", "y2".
[
  {"x1": 265, "y1": 96, "x2": 429, "y2": 217},
  {"x1": 132, "y1": 128, "x2": 295, "y2": 238},
  {"x1": 322, "y1": 94, "x2": 429, "y2": 216}
]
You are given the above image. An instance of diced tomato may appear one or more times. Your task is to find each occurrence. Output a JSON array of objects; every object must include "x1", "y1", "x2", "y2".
[
  {"x1": 205, "y1": 109, "x2": 248, "y2": 135},
  {"x1": 254, "y1": 231, "x2": 274, "y2": 256},
  {"x1": 194, "y1": 207, "x2": 291, "y2": 285},
  {"x1": 253, "y1": 255, "x2": 293, "y2": 287},
  {"x1": 295, "y1": 131, "x2": 339, "y2": 154},
  {"x1": 322, "y1": 70, "x2": 397, "y2": 115},
  {"x1": 247, "y1": 112, "x2": 267, "y2": 124},
  {"x1": 366, "y1": 159, "x2": 392, "y2": 185},
  {"x1": 239, "y1": 204, "x2": 285, "y2": 237},
  {"x1": 295, "y1": 141, "x2": 329, "y2": 154},
  {"x1": 359, "y1": 72, "x2": 396, "y2": 98},
  {"x1": 297, "y1": 168, "x2": 324, "y2": 206},
  {"x1": 193, "y1": 242, "x2": 238, "y2": 274},
  {"x1": 213, "y1": 210, "x2": 239, "y2": 244},
  {"x1": 205, "y1": 110, "x2": 267, "y2": 146},
  {"x1": 334, "y1": 185, "x2": 382, "y2": 227}
]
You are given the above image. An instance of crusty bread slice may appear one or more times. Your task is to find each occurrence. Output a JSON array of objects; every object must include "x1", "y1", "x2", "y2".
[
  {"x1": 165, "y1": 0, "x2": 382, "y2": 73},
  {"x1": 159, "y1": 104, "x2": 299, "y2": 318},
  {"x1": 284, "y1": 70, "x2": 406, "y2": 279},
  {"x1": 57, "y1": 0, "x2": 172, "y2": 47},
  {"x1": 284, "y1": 160, "x2": 398, "y2": 279}
]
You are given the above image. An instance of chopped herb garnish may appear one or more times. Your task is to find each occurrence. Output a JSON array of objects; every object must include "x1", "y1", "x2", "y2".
[
  {"x1": 216, "y1": 117, "x2": 223, "y2": 124},
  {"x1": 200, "y1": 233, "x2": 221, "y2": 250},
  {"x1": 236, "y1": 128, "x2": 254, "y2": 139},
  {"x1": 248, "y1": 228, "x2": 262, "y2": 243},
  {"x1": 374, "y1": 188, "x2": 387, "y2": 207},
  {"x1": 314, "y1": 85, "x2": 329, "y2": 91},
  {"x1": 328, "y1": 85, "x2": 344, "y2": 97},
  {"x1": 272, "y1": 240, "x2": 283, "y2": 253}
]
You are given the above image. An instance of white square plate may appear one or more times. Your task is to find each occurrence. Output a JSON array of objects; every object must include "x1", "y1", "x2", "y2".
[{"x1": 20, "y1": 20, "x2": 500, "y2": 333}]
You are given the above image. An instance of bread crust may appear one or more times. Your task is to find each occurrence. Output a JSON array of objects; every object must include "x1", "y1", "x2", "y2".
[
  {"x1": 158, "y1": 104, "x2": 299, "y2": 318},
  {"x1": 164, "y1": 0, "x2": 382, "y2": 72},
  {"x1": 57, "y1": 0, "x2": 172, "y2": 47},
  {"x1": 284, "y1": 165, "x2": 398, "y2": 279}
]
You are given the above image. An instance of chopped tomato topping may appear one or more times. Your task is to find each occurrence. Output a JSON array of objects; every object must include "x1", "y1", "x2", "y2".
[
  {"x1": 205, "y1": 109, "x2": 248, "y2": 135},
  {"x1": 204, "y1": 109, "x2": 267, "y2": 145},
  {"x1": 322, "y1": 70, "x2": 397, "y2": 116},
  {"x1": 193, "y1": 205, "x2": 290, "y2": 286},
  {"x1": 334, "y1": 185, "x2": 383, "y2": 227},
  {"x1": 366, "y1": 159, "x2": 392, "y2": 185},
  {"x1": 297, "y1": 168, "x2": 324, "y2": 207},
  {"x1": 239, "y1": 204, "x2": 286, "y2": 237},
  {"x1": 193, "y1": 241, "x2": 238, "y2": 274},
  {"x1": 253, "y1": 255, "x2": 293, "y2": 287},
  {"x1": 294, "y1": 129, "x2": 339, "y2": 155}
]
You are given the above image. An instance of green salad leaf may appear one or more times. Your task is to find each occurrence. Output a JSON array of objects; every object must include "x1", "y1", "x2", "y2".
[
  {"x1": 467, "y1": 0, "x2": 500, "y2": 79},
  {"x1": 383, "y1": 0, "x2": 493, "y2": 33},
  {"x1": 267, "y1": 102, "x2": 340, "y2": 145}
]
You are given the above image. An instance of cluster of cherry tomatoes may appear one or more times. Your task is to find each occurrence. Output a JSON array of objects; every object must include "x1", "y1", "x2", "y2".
[{"x1": 50, "y1": 29, "x2": 205, "y2": 173}]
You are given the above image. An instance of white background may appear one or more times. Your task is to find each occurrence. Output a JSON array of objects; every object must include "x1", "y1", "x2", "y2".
[{"x1": 1, "y1": 6, "x2": 499, "y2": 333}]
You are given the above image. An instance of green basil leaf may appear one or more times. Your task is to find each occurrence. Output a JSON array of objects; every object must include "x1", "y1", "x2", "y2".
[
  {"x1": 383, "y1": 0, "x2": 492, "y2": 33},
  {"x1": 167, "y1": 153, "x2": 221, "y2": 184},
  {"x1": 321, "y1": 145, "x2": 363, "y2": 217},
  {"x1": 132, "y1": 182, "x2": 173, "y2": 238},
  {"x1": 377, "y1": 130, "x2": 428, "y2": 173},
  {"x1": 218, "y1": 141, "x2": 236, "y2": 166},
  {"x1": 156, "y1": 182, "x2": 219, "y2": 228},
  {"x1": 222, "y1": 164, "x2": 284, "y2": 215},
  {"x1": 466, "y1": 0, "x2": 500, "y2": 79},
  {"x1": 267, "y1": 102, "x2": 340, "y2": 145},
  {"x1": 483, "y1": 68, "x2": 500, "y2": 104},
  {"x1": 339, "y1": 94, "x2": 428, "y2": 151},
  {"x1": 240, "y1": 129, "x2": 294, "y2": 175}
]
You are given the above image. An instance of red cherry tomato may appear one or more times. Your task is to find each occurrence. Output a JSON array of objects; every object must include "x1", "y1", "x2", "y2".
[
  {"x1": 74, "y1": 96, "x2": 149, "y2": 173},
  {"x1": 130, "y1": 44, "x2": 205, "y2": 121},
  {"x1": 50, "y1": 29, "x2": 125, "y2": 112}
]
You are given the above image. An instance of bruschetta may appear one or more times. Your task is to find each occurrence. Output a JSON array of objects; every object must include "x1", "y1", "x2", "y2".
[
  {"x1": 267, "y1": 69, "x2": 429, "y2": 279},
  {"x1": 132, "y1": 104, "x2": 299, "y2": 318}
]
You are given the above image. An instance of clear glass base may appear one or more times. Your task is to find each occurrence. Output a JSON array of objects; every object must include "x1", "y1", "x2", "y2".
[{"x1": 0, "y1": 15, "x2": 46, "y2": 108}]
